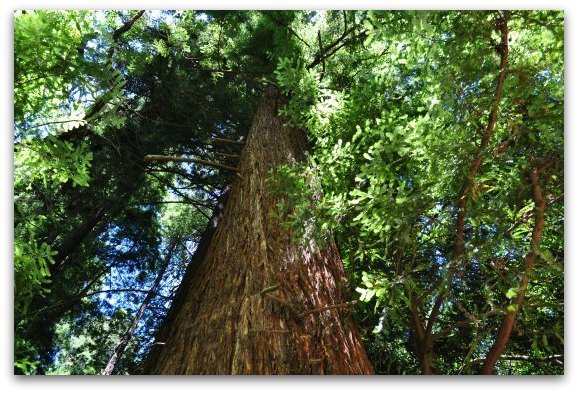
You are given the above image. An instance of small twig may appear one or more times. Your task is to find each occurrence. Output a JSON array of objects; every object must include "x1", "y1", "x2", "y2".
[
  {"x1": 307, "y1": 12, "x2": 356, "y2": 70},
  {"x1": 264, "y1": 293, "x2": 301, "y2": 316},
  {"x1": 472, "y1": 354, "x2": 563, "y2": 364},
  {"x1": 259, "y1": 284, "x2": 280, "y2": 295},
  {"x1": 454, "y1": 80, "x2": 485, "y2": 119},
  {"x1": 214, "y1": 152, "x2": 241, "y2": 159},
  {"x1": 144, "y1": 171, "x2": 212, "y2": 221},
  {"x1": 525, "y1": 302, "x2": 564, "y2": 309},
  {"x1": 547, "y1": 193, "x2": 563, "y2": 207},
  {"x1": 134, "y1": 200, "x2": 216, "y2": 208},
  {"x1": 207, "y1": 137, "x2": 245, "y2": 146},
  {"x1": 432, "y1": 309, "x2": 496, "y2": 341},
  {"x1": 415, "y1": 280, "x2": 441, "y2": 306}
]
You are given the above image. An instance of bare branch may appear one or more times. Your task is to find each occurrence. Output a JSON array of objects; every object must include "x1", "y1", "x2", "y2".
[
  {"x1": 308, "y1": 11, "x2": 357, "y2": 69},
  {"x1": 143, "y1": 154, "x2": 241, "y2": 174},
  {"x1": 207, "y1": 137, "x2": 246, "y2": 147}
]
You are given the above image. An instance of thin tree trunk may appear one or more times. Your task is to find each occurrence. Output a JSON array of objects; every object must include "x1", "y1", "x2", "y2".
[
  {"x1": 51, "y1": 198, "x2": 114, "y2": 269},
  {"x1": 51, "y1": 175, "x2": 142, "y2": 273},
  {"x1": 22, "y1": 183, "x2": 141, "y2": 354},
  {"x1": 101, "y1": 240, "x2": 177, "y2": 375},
  {"x1": 145, "y1": 88, "x2": 373, "y2": 375},
  {"x1": 480, "y1": 166, "x2": 546, "y2": 374}
]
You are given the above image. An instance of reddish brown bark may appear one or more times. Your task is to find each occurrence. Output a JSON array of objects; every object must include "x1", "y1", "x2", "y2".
[
  {"x1": 409, "y1": 295, "x2": 439, "y2": 375},
  {"x1": 480, "y1": 167, "x2": 546, "y2": 375},
  {"x1": 145, "y1": 88, "x2": 373, "y2": 375}
]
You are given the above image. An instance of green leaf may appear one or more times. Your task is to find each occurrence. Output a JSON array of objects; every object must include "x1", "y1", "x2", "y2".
[{"x1": 506, "y1": 287, "x2": 519, "y2": 299}]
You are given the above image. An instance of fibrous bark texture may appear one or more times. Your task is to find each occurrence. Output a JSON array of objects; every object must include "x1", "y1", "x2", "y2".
[{"x1": 146, "y1": 88, "x2": 373, "y2": 375}]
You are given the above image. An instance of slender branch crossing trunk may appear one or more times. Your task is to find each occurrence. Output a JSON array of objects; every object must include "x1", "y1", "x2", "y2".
[
  {"x1": 480, "y1": 166, "x2": 546, "y2": 374},
  {"x1": 101, "y1": 240, "x2": 177, "y2": 375},
  {"x1": 145, "y1": 88, "x2": 373, "y2": 374}
]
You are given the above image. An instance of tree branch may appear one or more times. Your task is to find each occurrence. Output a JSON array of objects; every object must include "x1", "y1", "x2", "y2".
[
  {"x1": 112, "y1": 10, "x2": 146, "y2": 41},
  {"x1": 207, "y1": 137, "x2": 245, "y2": 147},
  {"x1": 432, "y1": 309, "x2": 497, "y2": 341},
  {"x1": 144, "y1": 170, "x2": 212, "y2": 221},
  {"x1": 87, "y1": 288, "x2": 173, "y2": 300},
  {"x1": 107, "y1": 10, "x2": 146, "y2": 58},
  {"x1": 415, "y1": 11, "x2": 510, "y2": 375},
  {"x1": 143, "y1": 154, "x2": 241, "y2": 174},
  {"x1": 481, "y1": 165, "x2": 546, "y2": 374},
  {"x1": 307, "y1": 11, "x2": 356, "y2": 69},
  {"x1": 473, "y1": 354, "x2": 563, "y2": 368}
]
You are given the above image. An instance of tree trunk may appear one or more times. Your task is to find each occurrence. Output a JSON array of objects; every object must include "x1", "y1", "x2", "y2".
[
  {"x1": 101, "y1": 240, "x2": 177, "y2": 375},
  {"x1": 52, "y1": 197, "x2": 115, "y2": 269},
  {"x1": 145, "y1": 88, "x2": 373, "y2": 375}
]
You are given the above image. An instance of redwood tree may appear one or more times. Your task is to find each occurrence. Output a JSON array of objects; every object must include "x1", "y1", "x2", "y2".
[{"x1": 145, "y1": 88, "x2": 373, "y2": 375}]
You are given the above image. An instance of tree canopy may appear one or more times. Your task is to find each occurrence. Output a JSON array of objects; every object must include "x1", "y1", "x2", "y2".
[{"x1": 13, "y1": 10, "x2": 563, "y2": 375}]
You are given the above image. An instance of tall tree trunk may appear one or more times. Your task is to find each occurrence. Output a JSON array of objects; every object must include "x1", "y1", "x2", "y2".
[
  {"x1": 101, "y1": 240, "x2": 177, "y2": 375},
  {"x1": 145, "y1": 88, "x2": 373, "y2": 375}
]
